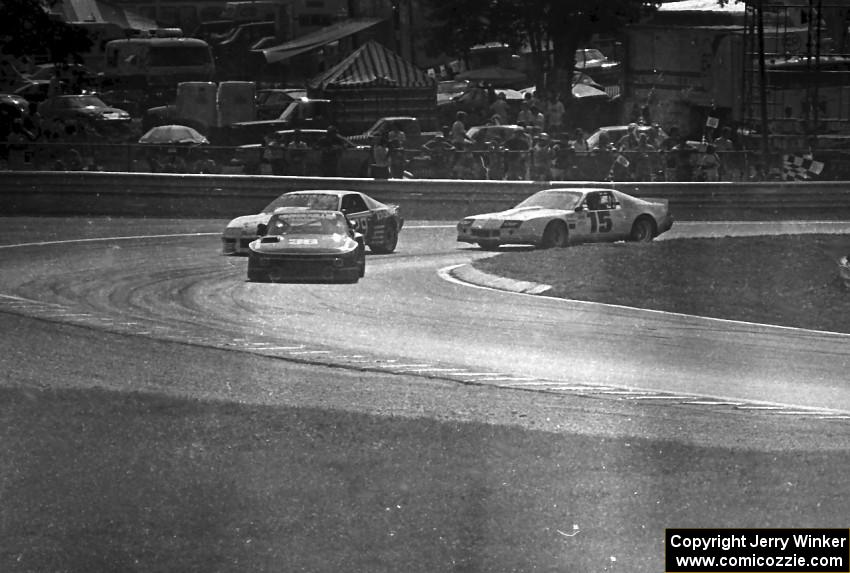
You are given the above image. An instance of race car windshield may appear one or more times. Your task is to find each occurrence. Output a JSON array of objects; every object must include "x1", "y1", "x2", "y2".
[
  {"x1": 516, "y1": 191, "x2": 584, "y2": 210},
  {"x1": 264, "y1": 194, "x2": 340, "y2": 212},
  {"x1": 267, "y1": 213, "x2": 348, "y2": 235}
]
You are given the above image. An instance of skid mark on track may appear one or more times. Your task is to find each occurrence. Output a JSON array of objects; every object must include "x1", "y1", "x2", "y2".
[{"x1": 2, "y1": 293, "x2": 848, "y2": 423}]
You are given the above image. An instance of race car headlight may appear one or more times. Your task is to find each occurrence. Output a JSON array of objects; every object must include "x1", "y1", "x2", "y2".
[{"x1": 501, "y1": 220, "x2": 522, "y2": 229}]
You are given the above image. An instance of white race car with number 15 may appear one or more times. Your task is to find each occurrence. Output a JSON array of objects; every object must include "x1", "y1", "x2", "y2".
[{"x1": 457, "y1": 187, "x2": 673, "y2": 250}]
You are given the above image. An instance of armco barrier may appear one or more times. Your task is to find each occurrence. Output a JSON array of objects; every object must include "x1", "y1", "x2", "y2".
[{"x1": 2, "y1": 171, "x2": 850, "y2": 221}]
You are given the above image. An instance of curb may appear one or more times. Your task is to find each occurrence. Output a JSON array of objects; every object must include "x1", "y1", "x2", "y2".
[{"x1": 450, "y1": 264, "x2": 552, "y2": 295}]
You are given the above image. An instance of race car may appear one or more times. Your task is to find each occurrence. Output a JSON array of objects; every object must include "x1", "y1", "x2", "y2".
[
  {"x1": 222, "y1": 190, "x2": 403, "y2": 255},
  {"x1": 457, "y1": 187, "x2": 673, "y2": 249},
  {"x1": 247, "y1": 210, "x2": 366, "y2": 283}
]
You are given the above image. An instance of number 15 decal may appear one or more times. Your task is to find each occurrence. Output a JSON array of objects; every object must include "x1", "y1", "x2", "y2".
[{"x1": 587, "y1": 211, "x2": 612, "y2": 233}]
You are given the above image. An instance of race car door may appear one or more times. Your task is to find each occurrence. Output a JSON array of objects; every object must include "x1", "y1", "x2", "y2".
[
  {"x1": 340, "y1": 193, "x2": 374, "y2": 240},
  {"x1": 575, "y1": 190, "x2": 629, "y2": 242}
]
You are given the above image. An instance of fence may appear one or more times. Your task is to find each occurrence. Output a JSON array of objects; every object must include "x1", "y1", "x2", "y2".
[
  {"x1": 5, "y1": 170, "x2": 850, "y2": 222},
  {"x1": 4, "y1": 141, "x2": 850, "y2": 182}
]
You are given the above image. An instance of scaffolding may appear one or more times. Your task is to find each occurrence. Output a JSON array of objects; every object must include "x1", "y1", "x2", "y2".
[{"x1": 741, "y1": 0, "x2": 850, "y2": 150}]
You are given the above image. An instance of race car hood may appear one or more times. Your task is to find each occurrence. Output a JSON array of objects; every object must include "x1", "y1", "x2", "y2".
[
  {"x1": 249, "y1": 234, "x2": 358, "y2": 255},
  {"x1": 223, "y1": 213, "x2": 271, "y2": 237},
  {"x1": 470, "y1": 206, "x2": 571, "y2": 224}
]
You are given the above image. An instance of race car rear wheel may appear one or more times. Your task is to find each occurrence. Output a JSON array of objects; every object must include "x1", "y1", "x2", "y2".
[
  {"x1": 630, "y1": 217, "x2": 656, "y2": 243},
  {"x1": 371, "y1": 221, "x2": 398, "y2": 254},
  {"x1": 539, "y1": 221, "x2": 569, "y2": 248}
]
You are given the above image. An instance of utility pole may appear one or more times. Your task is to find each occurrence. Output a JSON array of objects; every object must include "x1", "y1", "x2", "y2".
[{"x1": 757, "y1": 0, "x2": 769, "y2": 163}]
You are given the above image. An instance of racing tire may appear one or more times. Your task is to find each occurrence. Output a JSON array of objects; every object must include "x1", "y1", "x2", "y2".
[
  {"x1": 477, "y1": 241, "x2": 501, "y2": 251},
  {"x1": 370, "y1": 221, "x2": 398, "y2": 254},
  {"x1": 539, "y1": 221, "x2": 569, "y2": 249},
  {"x1": 630, "y1": 217, "x2": 656, "y2": 243}
]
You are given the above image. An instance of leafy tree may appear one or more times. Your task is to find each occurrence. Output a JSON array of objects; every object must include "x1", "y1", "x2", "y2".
[
  {"x1": 423, "y1": 0, "x2": 658, "y2": 90},
  {"x1": 0, "y1": 0, "x2": 92, "y2": 63}
]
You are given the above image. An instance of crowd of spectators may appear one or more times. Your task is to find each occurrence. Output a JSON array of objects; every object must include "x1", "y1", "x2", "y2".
[{"x1": 2, "y1": 73, "x2": 761, "y2": 180}]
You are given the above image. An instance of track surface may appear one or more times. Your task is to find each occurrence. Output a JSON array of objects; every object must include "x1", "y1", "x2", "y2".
[{"x1": 1, "y1": 218, "x2": 849, "y2": 418}]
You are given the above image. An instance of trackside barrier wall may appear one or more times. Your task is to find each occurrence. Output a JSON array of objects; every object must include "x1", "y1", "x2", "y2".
[{"x1": 3, "y1": 171, "x2": 850, "y2": 221}]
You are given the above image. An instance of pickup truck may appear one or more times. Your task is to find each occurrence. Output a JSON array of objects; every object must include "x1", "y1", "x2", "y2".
[{"x1": 347, "y1": 116, "x2": 441, "y2": 149}]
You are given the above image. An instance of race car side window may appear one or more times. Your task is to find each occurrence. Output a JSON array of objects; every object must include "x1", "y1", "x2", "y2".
[
  {"x1": 585, "y1": 192, "x2": 602, "y2": 211},
  {"x1": 598, "y1": 192, "x2": 614, "y2": 210},
  {"x1": 341, "y1": 193, "x2": 368, "y2": 214}
]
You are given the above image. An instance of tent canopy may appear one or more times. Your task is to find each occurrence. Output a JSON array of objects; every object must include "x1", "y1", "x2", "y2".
[{"x1": 309, "y1": 40, "x2": 435, "y2": 90}]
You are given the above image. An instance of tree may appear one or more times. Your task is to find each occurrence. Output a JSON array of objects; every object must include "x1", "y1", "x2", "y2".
[
  {"x1": 0, "y1": 0, "x2": 92, "y2": 63},
  {"x1": 422, "y1": 0, "x2": 658, "y2": 90}
]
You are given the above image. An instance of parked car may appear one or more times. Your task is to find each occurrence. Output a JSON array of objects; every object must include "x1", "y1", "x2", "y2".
[
  {"x1": 457, "y1": 187, "x2": 673, "y2": 249},
  {"x1": 585, "y1": 124, "x2": 666, "y2": 149},
  {"x1": 13, "y1": 80, "x2": 52, "y2": 107},
  {"x1": 465, "y1": 124, "x2": 529, "y2": 148},
  {"x1": 247, "y1": 210, "x2": 366, "y2": 283},
  {"x1": 255, "y1": 88, "x2": 305, "y2": 120},
  {"x1": 38, "y1": 94, "x2": 132, "y2": 131},
  {"x1": 348, "y1": 116, "x2": 438, "y2": 147},
  {"x1": 222, "y1": 190, "x2": 404, "y2": 256},
  {"x1": 234, "y1": 128, "x2": 371, "y2": 176}
]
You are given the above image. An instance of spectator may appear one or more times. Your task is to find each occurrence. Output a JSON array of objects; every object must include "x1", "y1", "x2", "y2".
[
  {"x1": 517, "y1": 103, "x2": 534, "y2": 126},
  {"x1": 452, "y1": 143, "x2": 486, "y2": 180},
  {"x1": 713, "y1": 126, "x2": 738, "y2": 180},
  {"x1": 660, "y1": 126, "x2": 682, "y2": 181},
  {"x1": 546, "y1": 93, "x2": 565, "y2": 138},
  {"x1": 617, "y1": 123, "x2": 640, "y2": 151},
  {"x1": 696, "y1": 143, "x2": 721, "y2": 181},
  {"x1": 634, "y1": 133, "x2": 656, "y2": 181},
  {"x1": 316, "y1": 125, "x2": 348, "y2": 177},
  {"x1": 192, "y1": 149, "x2": 219, "y2": 174},
  {"x1": 450, "y1": 111, "x2": 468, "y2": 147},
  {"x1": 422, "y1": 132, "x2": 455, "y2": 178},
  {"x1": 531, "y1": 134, "x2": 553, "y2": 180},
  {"x1": 485, "y1": 136, "x2": 505, "y2": 180},
  {"x1": 6, "y1": 118, "x2": 34, "y2": 170},
  {"x1": 531, "y1": 106, "x2": 546, "y2": 132},
  {"x1": 387, "y1": 123, "x2": 407, "y2": 178},
  {"x1": 264, "y1": 133, "x2": 286, "y2": 175},
  {"x1": 572, "y1": 128, "x2": 589, "y2": 152},
  {"x1": 160, "y1": 148, "x2": 187, "y2": 173},
  {"x1": 551, "y1": 142, "x2": 573, "y2": 180},
  {"x1": 489, "y1": 92, "x2": 510, "y2": 125},
  {"x1": 503, "y1": 129, "x2": 529, "y2": 180},
  {"x1": 286, "y1": 129, "x2": 309, "y2": 175},
  {"x1": 369, "y1": 134, "x2": 390, "y2": 179}
]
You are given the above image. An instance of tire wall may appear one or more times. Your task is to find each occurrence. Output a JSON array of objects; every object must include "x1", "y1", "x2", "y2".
[{"x1": 3, "y1": 171, "x2": 850, "y2": 221}]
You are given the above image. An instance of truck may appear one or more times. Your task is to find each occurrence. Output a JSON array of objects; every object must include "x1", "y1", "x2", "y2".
[
  {"x1": 104, "y1": 36, "x2": 216, "y2": 90},
  {"x1": 142, "y1": 81, "x2": 257, "y2": 141},
  {"x1": 145, "y1": 79, "x2": 439, "y2": 147}
]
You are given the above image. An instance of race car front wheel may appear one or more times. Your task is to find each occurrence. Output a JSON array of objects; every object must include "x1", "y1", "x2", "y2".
[{"x1": 539, "y1": 221, "x2": 569, "y2": 248}]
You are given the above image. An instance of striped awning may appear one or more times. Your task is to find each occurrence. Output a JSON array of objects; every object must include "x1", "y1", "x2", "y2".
[{"x1": 309, "y1": 40, "x2": 436, "y2": 90}]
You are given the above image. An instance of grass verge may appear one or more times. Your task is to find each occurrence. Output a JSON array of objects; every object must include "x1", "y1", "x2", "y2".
[
  {"x1": 473, "y1": 234, "x2": 850, "y2": 333},
  {"x1": 2, "y1": 387, "x2": 848, "y2": 573}
]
